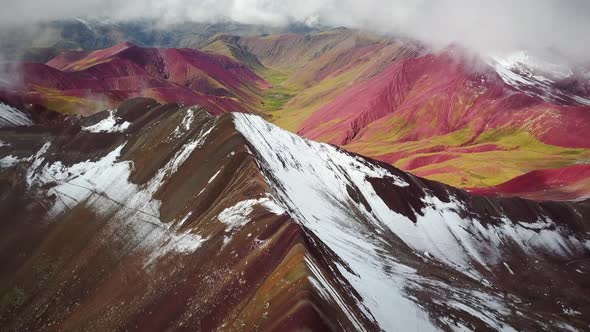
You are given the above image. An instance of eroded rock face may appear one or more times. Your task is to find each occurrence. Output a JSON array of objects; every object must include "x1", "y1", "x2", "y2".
[{"x1": 0, "y1": 98, "x2": 589, "y2": 331}]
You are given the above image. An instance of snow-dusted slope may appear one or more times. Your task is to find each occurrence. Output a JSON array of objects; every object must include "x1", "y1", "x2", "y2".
[
  {"x1": 234, "y1": 113, "x2": 438, "y2": 331},
  {"x1": 81, "y1": 110, "x2": 131, "y2": 133},
  {"x1": 234, "y1": 113, "x2": 590, "y2": 331},
  {"x1": 0, "y1": 98, "x2": 588, "y2": 331},
  {"x1": 490, "y1": 51, "x2": 590, "y2": 106},
  {"x1": 492, "y1": 51, "x2": 574, "y2": 80},
  {"x1": 1, "y1": 99, "x2": 362, "y2": 331},
  {"x1": 0, "y1": 102, "x2": 32, "y2": 128}
]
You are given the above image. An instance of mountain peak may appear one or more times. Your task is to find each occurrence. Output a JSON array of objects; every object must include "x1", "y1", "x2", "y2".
[{"x1": 118, "y1": 41, "x2": 138, "y2": 48}]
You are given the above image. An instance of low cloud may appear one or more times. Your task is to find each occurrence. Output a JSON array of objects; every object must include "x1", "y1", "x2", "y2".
[{"x1": 1, "y1": 0, "x2": 590, "y2": 62}]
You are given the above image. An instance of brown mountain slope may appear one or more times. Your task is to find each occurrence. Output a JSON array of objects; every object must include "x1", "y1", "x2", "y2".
[
  {"x1": 0, "y1": 98, "x2": 368, "y2": 331},
  {"x1": 0, "y1": 98, "x2": 589, "y2": 331}
]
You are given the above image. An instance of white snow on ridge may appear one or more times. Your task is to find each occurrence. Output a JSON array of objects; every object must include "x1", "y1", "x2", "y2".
[
  {"x1": 197, "y1": 169, "x2": 222, "y2": 197},
  {"x1": 0, "y1": 103, "x2": 33, "y2": 128},
  {"x1": 0, "y1": 155, "x2": 23, "y2": 168},
  {"x1": 75, "y1": 18, "x2": 96, "y2": 32},
  {"x1": 218, "y1": 195, "x2": 286, "y2": 246},
  {"x1": 218, "y1": 198, "x2": 267, "y2": 231},
  {"x1": 26, "y1": 119, "x2": 217, "y2": 264},
  {"x1": 1, "y1": 141, "x2": 49, "y2": 169},
  {"x1": 169, "y1": 107, "x2": 196, "y2": 141},
  {"x1": 572, "y1": 95, "x2": 590, "y2": 106},
  {"x1": 233, "y1": 113, "x2": 590, "y2": 331},
  {"x1": 27, "y1": 143, "x2": 135, "y2": 218},
  {"x1": 218, "y1": 196, "x2": 285, "y2": 231},
  {"x1": 491, "y1": 51, "x2": 574, "y2": 80},
  {"x1": 82, "y1": 110, "x2": 130, "y2": 133},
  {"x1": 305, "y1": 255, "x2": 367, "y2": 331},
  {"x1": 233, "y1": 113, "x2": 437, "y2": 331},
  {"x1": 489, "y1": 51, "x2": 590, "y2": 106},
  {"x1": 378, "y1": 195, "x2": 590, "y2": 276}
]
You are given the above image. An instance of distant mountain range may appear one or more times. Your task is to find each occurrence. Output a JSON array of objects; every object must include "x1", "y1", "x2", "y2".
[
  {"x1": 0, "y1": 19, "x2": 319, "y2": 63},
  {"x1": 1, "y1": 41, "x2": 268, "y2": 115},
  {"x1": 2, "y1": 26, "x2": 589, "y2": 200}
]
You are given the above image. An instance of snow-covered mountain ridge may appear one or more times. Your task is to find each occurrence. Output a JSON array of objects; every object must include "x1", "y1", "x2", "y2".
[
  {"x1": 0, "y1": 98, "x2": 589, "y2": 331},
  {"x1": 490, "y1": 51, "x2": 590, "y2": 106}
]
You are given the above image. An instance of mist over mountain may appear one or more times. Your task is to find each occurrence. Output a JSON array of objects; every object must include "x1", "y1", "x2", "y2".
[
  {"x1": 0, "y1": 18, "x2": 318, "y2": 63},
  {"x1": 2, "y1": 0, "x2": 590, "y2": 64}
]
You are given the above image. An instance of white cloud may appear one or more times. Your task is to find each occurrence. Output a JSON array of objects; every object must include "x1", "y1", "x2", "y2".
[{"x1": 1, "y1": 0, "x2": 589, "y2": 62}]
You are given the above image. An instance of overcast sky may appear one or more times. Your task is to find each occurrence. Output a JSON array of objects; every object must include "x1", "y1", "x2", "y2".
[{"x1": 1, "y1": 0, "x2": 590, "y2": 62}]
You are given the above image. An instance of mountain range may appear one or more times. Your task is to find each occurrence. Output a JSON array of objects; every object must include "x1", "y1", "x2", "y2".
[
  {"x1": 2, "y1": 27, "x2": 589, "y2": 200},
  {"x1": 0, "y1": 98, "x2": 588, "y2": 330},
  {"x1": 0, "y1": 22, "x2": 589, "y2": 331}
]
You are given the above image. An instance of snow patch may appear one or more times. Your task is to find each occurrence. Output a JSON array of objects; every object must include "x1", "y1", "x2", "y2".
[
  {"x1": 0, "y1": 103, "x2": 32, "y2": 128},
  {"x1": 377, "y1": 193, "x2": 590, "y2": 277},
  {"x1": 503, "y1": 262, "x2": 515, "y2": 275},
  {"x1": 218, "y1": 198, "x2": 262, "y2": 231},
  {"x1": 262, "y1": 198, "x2": 286, "y2": 215},
  {"x1": 177, "y1": 211, "x2": 193, "y2": 228},
  {"x1": 26, "y1": 120, "x2": 216, "y2": 264},
  {"x1": 445, "y1": 300, "x2": 516, "y2": 332},
  {"x1": 218, "y1": 196, "x2": 285, "y2": 232},
  {"x1": 491, "y1": 51, "x2": 573, "y2": 80},
  {"x1": 145, "y1": 230, "x2": 207, "y2": 266},
  {"x1": 562, "y1": 307, "x2": 581, "y2": 316},
  {"x1": 208, "y1": 170, "x2": 221, "y2": 183},
  {"x1": 0, "y1": 155, "x2": 24, "y2": 168},
  {"x1": 83, "y1": 110, "x2": 130, "y2": 133},
  {"x1": 552, "y1": 321, "x2": 580, "y2": 332},
  {"x1": 26, "y1": 142, "x2": 52, "y2": 185},
  {"x1": 169, "y1": 107, "x2": 196, "y2": 140},
  {"x1": 197, "y1": 169, "x2": 222, "y2": 196},
  {"x1": 489, "y1": 52, "x2": 590, "y2": 106},
  {"x1": 1, "y1": 141, "x2": 51, "y2": 173}
]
